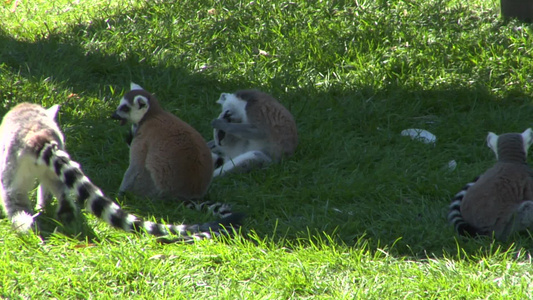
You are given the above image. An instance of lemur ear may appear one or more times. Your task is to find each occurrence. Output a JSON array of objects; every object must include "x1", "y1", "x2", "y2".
[
  {"x1": 46, "y1": 105, "x2": 60, "y2": 120},
  {"x1": 486, "y1": 132, "x2": 499, "y2": 159},
  {"x1": 521, "y1": 128, "x2": 533, "y2": 152},
  {"x1": 216, "y1": 93, "x2": 228, "y2": 105},
  {"x1": 130, "y1": 82, "x2": 144, "y2": 91}
]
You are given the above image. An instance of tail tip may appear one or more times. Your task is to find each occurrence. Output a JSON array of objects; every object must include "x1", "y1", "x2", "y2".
[
  {"x1": 210, "y1": 212, "x2": 246, "y2": 237},
  {"x1": 220, "y1": 212, "x2": 246, "y2": 227},
  {"x1": 455, "y1": 222, "x2": 479, "y2": 237}
]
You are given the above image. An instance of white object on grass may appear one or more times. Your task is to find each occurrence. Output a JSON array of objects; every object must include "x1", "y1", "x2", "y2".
[
  {"x1": 446, "y1": 160, "x2": 457, "y2": 171},
  {"x1": 401, "y1": 128, "x2": 437, "y2": 144}
]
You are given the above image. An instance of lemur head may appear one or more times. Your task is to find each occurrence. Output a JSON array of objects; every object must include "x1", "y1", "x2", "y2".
[
  {"x1": 486, "y1": 128, "x2": 533, "y2": 162},
  {"x1": 216, "y1": 91, "x2": 251, "y2": 123},
  {"x1": 112, "y1": 83, "x2": 152, "y2": 125}
]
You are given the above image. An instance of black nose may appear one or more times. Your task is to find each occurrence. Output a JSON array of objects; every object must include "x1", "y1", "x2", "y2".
[{"x1": 111, "y1": 112, "x2": 122, "y2": 120}]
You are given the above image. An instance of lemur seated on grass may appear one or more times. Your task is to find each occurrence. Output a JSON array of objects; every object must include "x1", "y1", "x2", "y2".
[
  {"x1": 112, "y1": 83, "x2": 240, "y2": 219},
  {"x1": 448, "y1": 128, "x2": 533, "y2": 241},
  {"x1": 209, "y1": 89, "x2": 298, "y2": 177}
]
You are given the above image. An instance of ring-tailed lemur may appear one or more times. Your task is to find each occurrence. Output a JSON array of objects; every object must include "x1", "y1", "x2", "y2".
[
  {"x1": 0, "y1": 102, "x2": 242, "y2": 242},
  {"x1": 447, "y1": 128, "x2": 533, "y2": 240},
  {"x1": 111, "y1": 83, "x2": 234, "y2": 218},
  {"x1": 209, "y1": 89, "x2": 298, "y2": 177}
]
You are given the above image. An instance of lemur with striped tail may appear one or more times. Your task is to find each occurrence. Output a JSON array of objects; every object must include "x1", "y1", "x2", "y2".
[
  {"x1": 0, "y1": 102, "x2": 242, "y2": 242},
  {"x1": 448, "y1": 129, "x2": 533, "y2": 240},
  {"x1": 112, "y1": 83, "x2": 236, "y2": 219}
]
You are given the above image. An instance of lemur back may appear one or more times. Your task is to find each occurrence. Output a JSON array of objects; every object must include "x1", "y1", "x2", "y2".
[
  {"x1": 112, "y1": 83, "x2": 213, "y2": 200},
  {"x1": 448, "y1": 129, "x2": 533, "y2": 240},
  {"x1": 0, "y1": 103, "x2": 242, "y2": 242},
  {"x1": 210, "y1": 89, "x2": 298, "y2": 177}
]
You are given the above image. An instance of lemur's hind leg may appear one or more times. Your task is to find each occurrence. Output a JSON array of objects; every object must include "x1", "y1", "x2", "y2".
[
  {"x1": 119, "y1": 163, "x2": 159, "y2": 198},
  {"x1": 0, "y1": 167, "x2": 37, "y2": 233},
  {"x1": 36, "y1": 170, "x2": 78, "y2": 225},
  {"x1": 36, "y1": 184, "x2": 52, "y2": 212},
  {"x1": 2, "y1": 190, "x2": 35, "y2": 233},
  {"x1": 213, "y1": 151, "x2": 272, "y2": 177},
  {"x1": 515, "y1": 201, "x2": 533, "y2": 231},
  {"x1": 497, "y1": 201, "x2": 533, "y2": 241},
  {"x1": 118, "y1": 165, "x2": 137, "y2": 196}
]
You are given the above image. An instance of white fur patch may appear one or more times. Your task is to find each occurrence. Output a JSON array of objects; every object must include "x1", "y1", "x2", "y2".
[
  {"x1": 119, "y1": 97, "x2": 131, "y2": 106},
  {"x1": 130, "y1": 82, "x2": 143, "y2": 91},
  {"x1": 454, "y1": 190, "x2": 467, "y2": 198},
  {"x1": 144, "y1": 222, "x2": 156, "y2": 232},
  {"x1": 213, "y1": 150, "x2": 271, "y2": 177},
  {"x1": 67, "y1": 160, "x2": 81, "y2": 170},
  {"x1": 45, "y1": 105, "x2": 60, "y2": 120},
  {"x1": 14, "y1": 155, "x2": 47, "y2": 192},
  {"x1": 486, "y1": 132, "x2": 499, "y2": 159},
  {"x1": 116, "y1": 95, "x2": 150, "y2": 124},
  {"x1": 55, "y1": 149, "x2": 71, "y2": 160},
  {"x1": 94, "y1": 189, "x2": 104, "y2": 197},
  {"x1": 72, "y1": 177, "x2": 90, "y2": 191},
  {"x1": 216, "y1": 93, "x2": 228, "y2": 104},
  {"x1": 101, "y1": 202, "x2": 120, "y2": 224},
  {"x1": 448, "y1": 210, "x2": 461, "y2": 219},
  {"x1": 220, "y1": 93, "x2": 248, "y2": 123},
  {"x1": 521, "y1": 128, "x2": 533, "y2": 155},
  {"x1": 114, "y1": 97, "x2": 132, "y2": 120},
  {"x1": 194, "y1": 233, "x2": 211, "y2": 240},
  {"x1": 130, "y1": 95, "x2": 149, "y2": 124},
  {"x1": 124, "y1": 214, "x2": 138, "y2": 231},
  {"x1": 174, "y1": 224, "x2": 187, "y2": 234},
  {"x1": 12, "y1": 211, "x2": 37, "y2": 233}
]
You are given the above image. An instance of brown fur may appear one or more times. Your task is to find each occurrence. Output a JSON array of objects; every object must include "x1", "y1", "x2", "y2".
[{"x1": 116, "y1": 87, "x2": 213, "y2": 200}]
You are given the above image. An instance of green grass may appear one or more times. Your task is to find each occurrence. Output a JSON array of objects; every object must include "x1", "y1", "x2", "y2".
[{"x1": 1, "y1": 0, "x2": 533, "y2": 298}]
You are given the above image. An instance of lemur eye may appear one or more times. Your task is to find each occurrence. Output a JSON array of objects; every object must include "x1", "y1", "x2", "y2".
[
  {"x1": 222, "y1": 110, "x2": 232, "y2": 120},
  {"x1": 119, "y1": 105, "x2": 131, "y2": 113}
]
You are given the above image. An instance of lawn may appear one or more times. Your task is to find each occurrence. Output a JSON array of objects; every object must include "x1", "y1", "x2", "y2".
[{"x1": 1, "y1": 0, "x2": 533, "y2": 298}]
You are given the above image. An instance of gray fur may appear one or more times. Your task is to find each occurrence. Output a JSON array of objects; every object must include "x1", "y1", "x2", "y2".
[
  {"x1": 453, "y1": 128, "x2": 533, "y2": 240},
  {"x1": 210, "y1": 89, "x2": 298, "y2": 177},
  {"x1": 211, "y1": 119, "x2": 267, "y2": 140}
]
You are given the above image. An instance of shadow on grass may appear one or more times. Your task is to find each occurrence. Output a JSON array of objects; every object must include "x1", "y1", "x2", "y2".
[
  {"x1": 2, "y1": 6, "x2": 533, "y2": 258},
  {"x1": 232, "y1": 83, "x2": 533, "y2": 258}
]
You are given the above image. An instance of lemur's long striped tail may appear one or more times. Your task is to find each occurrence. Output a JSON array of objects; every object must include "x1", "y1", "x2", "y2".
[
  {"x1": 37, "y1": 141, "x2": 244, "y2": 242},
  {"x1": 447, "y1": 177, "x2": 479, "y2": 237}
]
